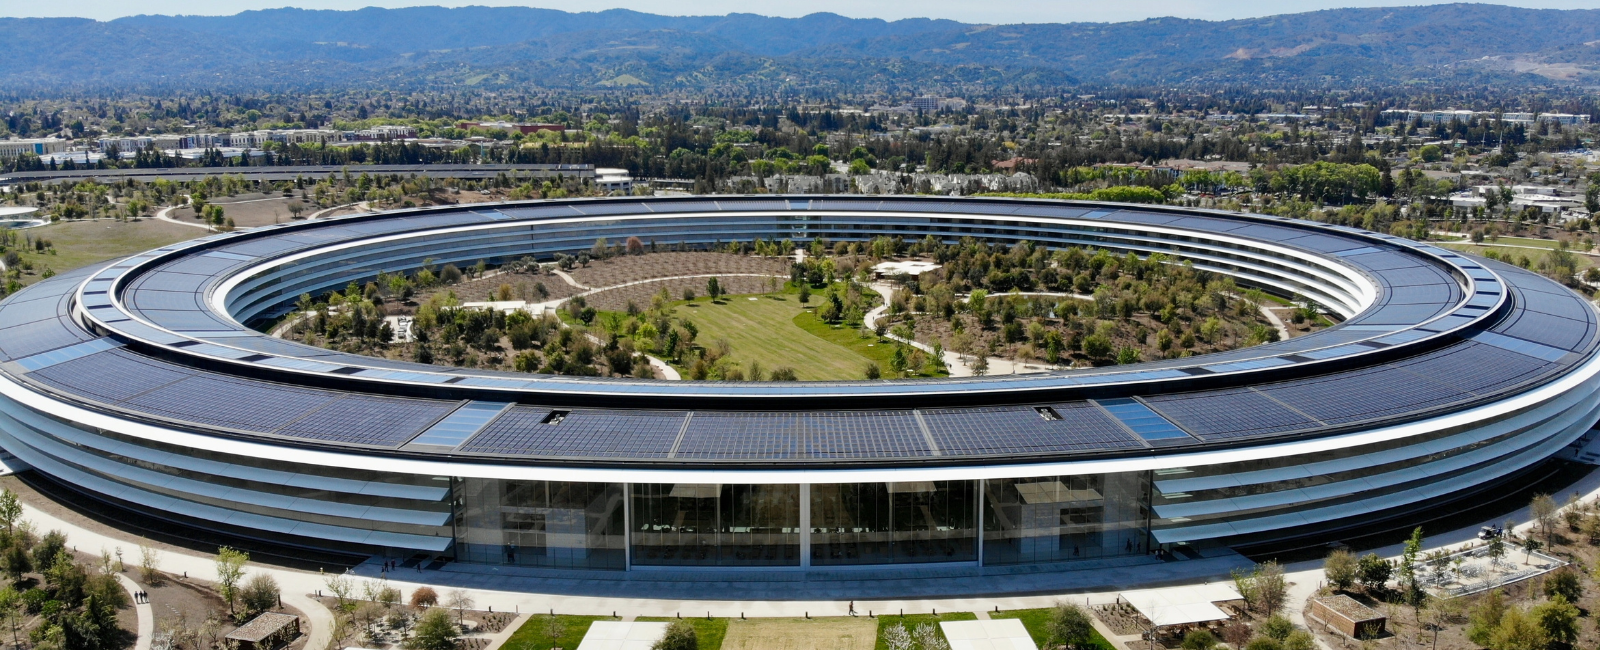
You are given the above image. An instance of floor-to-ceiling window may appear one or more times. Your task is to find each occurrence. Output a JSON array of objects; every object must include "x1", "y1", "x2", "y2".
[
  {"x1": 630, "y1": 483, "x2": 801, "y2": 566},
  {"x1": 810, "y1": 481, "x2": 977, "y2": 565},
  {"x1": 982, "y1": 472, "x2": 1151, "y2": 565},
  {"x1": 454, "y1": 479, "x2": 626, "y2": 570}
]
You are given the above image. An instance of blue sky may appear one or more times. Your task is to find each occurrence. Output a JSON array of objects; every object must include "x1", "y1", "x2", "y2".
[{"x1": 8, "y1": 0, "x2": 1600, "y2": 23}]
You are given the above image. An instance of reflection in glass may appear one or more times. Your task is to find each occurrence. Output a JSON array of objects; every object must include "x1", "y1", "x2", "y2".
[
  {"x1": 982, "y1": 472, "x2": 1151, "y2": 565},
  {"x1": 453, "y1": 479, "x2": 626, "y2": 570},
  {"x1": 810, "y1": 481, "x2": 976, "y2": 565},
  {"x1": 630, "y1": 484, "x2": 800, "y2": 566}
]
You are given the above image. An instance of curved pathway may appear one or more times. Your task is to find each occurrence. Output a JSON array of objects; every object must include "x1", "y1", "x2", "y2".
[
  {"x1": 154, "y1": 203, "x2": 216, "y2": 232},
  {"x1": 115, "y1": 573, "x2": 153, "y2": 650}
]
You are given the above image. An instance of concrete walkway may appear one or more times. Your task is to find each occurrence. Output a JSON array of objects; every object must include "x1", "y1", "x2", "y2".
[
  {"x1": 154, "y1": 204, "x2": 216, "y2": 232},
  {"x1": 116, "y1": 573, "x2": 153, "y2": 650}
]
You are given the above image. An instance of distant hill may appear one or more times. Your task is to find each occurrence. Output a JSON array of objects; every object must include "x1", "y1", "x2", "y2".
[{"x1": 3, "y1": 4, "x2": 1600, "y2": 92}]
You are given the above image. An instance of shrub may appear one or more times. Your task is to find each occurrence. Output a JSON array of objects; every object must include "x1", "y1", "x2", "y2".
[
  {"x1": 1049, "y1": 602, "x2": 1094, "y2": 649},
  {"x1": 652, "y1": 620, "x2": 696, "y2": 650}
]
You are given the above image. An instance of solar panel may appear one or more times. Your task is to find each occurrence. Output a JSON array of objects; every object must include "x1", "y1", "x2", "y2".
[
  {"x1": 1145, "y1": 388, "x2": 1318, "y2": 440},
  {"x1": 458, "y1": 408, "x2": 683, "y2": 458},
  {"x1": 922, "y1": 404, "x2": 1141, "y2": 455},
  {"x1": 1494, "y1": 310, "x2": 1593, "y2": 352},
  {"x1": 27, "y1": 349, "x2": 193, "y2": 403},
  {"x1": 125, "y1": 375, "x2": 341, "y2": 432},
  {"x1": 277, "y1": 395, "x2": 458, "y2": 447},
  {"x1": 677, "y1": 411, "x2": 931, "y2": 459},
  {"x1": 0, "y1": 317, "x2": 97, "y2": 362},
  {"x1": 1257, "y1": 365, "x2": 1466, "y2": 426}
]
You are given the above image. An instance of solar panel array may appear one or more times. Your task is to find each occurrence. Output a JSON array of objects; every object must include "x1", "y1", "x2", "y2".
[
  {"x1": 676, "y1": 411, "x2": 931, "y2": 459},
  {"x1": 922, "y1": 404, "x2": 1142, "y2": 454},
  {"x1": 1146, "y1": 388, "x2": 1320, "y2": 440},
  {"x1": 459, "y1": 407, "x2": 684, "y2": 458}
]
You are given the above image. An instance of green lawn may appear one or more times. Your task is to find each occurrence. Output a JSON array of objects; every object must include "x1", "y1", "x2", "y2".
[
  {"x1": 873, "y1": 612, "x2": 977, "y2": 650},
  {"x1": 793, "y1": 309, "x2": 947, "y2": 378},
  {"x1": 666, "y1": 292, "x2": 878, "y2": 380},
  {"x1": 8, "y1": 219, "x2": 204, "y2": 285},
  {"x1": 1436, "y1": 242, "x2": 1596, "y2": 269},
  {"x1": 991, "y1": 608, "x2": 1118, "y2": 650},
  {"x1": 636, "y1": 617, "x2": 728, "y2": 650},
  {"x1": 502, "y1": 614, "x2": 613, "y2": 650}
]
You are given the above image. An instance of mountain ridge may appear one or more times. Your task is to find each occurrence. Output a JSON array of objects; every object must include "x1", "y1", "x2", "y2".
[{"x1": 4, "y1": 4, "x2": 1599, "y2": 92}]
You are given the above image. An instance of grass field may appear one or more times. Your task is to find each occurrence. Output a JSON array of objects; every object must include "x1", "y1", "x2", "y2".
[
  {"x1": 501, "y1": 614, "x2": 612, "y2": 650},
  {"x1": 991, "y1": 608, "x2": 1118, "y2": 650},
  {"x1": 637, "y1": 617, "x2": 729, "y2": 649},
  {"x1": 872, "y1": 612, "x2": 975, "y2": 650},
  {"x1": 9, "y1": 219, "x2": 204, "y2": 285},
  {"x1": 1435, "y1": 242, "x2": 1596, "y2": 269},
  {"x1": 669, "y1": 292, "x2": 879, "y2": 380}
]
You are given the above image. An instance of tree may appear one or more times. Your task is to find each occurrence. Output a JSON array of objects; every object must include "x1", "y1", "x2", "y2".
[
  {"x1": 652, "y1": 620, "x2": 696, "y2": 650},
  {"x1": 137, "y1": 544, "x2": 161, "y2": 585},
  {"x1": 882, "y1": 623, "x2": 913, "y2": 650},
  {"x1": 0, "y1": 545, "x2": 30, "y2": 584},
  {"x1": 1399, "y1": 527, "x2": 1425, "y2": 605},
  {"x1": 1467, "y1": 589, "x2": 1508, "y2": 647},
  {"x1": 1544, "y1": 568, "x2": 1583, "y2": 603},
  {"x1": 409, "y1": 587, "x2": 439, "y2": 608},
  {"x1": 1530, "y1": 493, "x2": 1558, "y2": 545},
  {"x1": 1324, "y1": 549, "x2": 1358, "y2": 591},
  {"x1": 706, "y1": 277, "x2": 722, "y2": 301},
  {"x1": 1521, "y1": 538, "x2": 1542, "y2": 564},
  {"x1": 405, "y1": 609, "x2": 459, "y2": 650},
  {"x1": 239, "y1": 574, "x2": 279, "y2": 619},
  {"x1": 1357, "y1": 553, "x2": 1391, "y2": 593},
  {"x1": 1049, "y1": 602, "x2": 1094, "y2": 649},
  {"x1": 0, "y1": 490, "x2": 20, "y2": 535},
  {"x1": 445, "y1": 590, "x2": 473, "y2": 625},
  {"x1": 325, "y1": 574, "x2": 355, "y2": 612},
  {"x1": 33, "y1": 530, "x2": 65, "y2": 569},
  {"x1": 1487, "y1": 529, "x2": 1508, "y2": 566},
  {"x1": 0, "y1": 587, "x2": 21, "y2": 649},
  {"x1": 1181, "y1": 630, "x2": 1217, "y2": 650},
  {"x1": 1488, "y1": 606, "x2": 1548, "y2": 650},
  {"x1": 1531, "y1": 595, "x2": 1579, "y2": 648},
  {"x1": 213, "y1": 547, "x2": 248, "y2": 617}
]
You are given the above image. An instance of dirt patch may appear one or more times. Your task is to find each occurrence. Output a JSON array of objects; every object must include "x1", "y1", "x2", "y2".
[{"x1": 720, "y1": 617, "x2": 876, "y2": 650}]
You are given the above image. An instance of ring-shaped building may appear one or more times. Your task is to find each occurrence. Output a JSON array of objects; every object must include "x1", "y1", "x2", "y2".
[{"x1": 0, "y1": 196, "x2": 1596, "y2": 577}]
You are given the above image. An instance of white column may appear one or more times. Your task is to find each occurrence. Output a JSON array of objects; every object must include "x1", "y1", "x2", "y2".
[{"x1": 799, "y1": 483, "x2": 811, "y2": 569}]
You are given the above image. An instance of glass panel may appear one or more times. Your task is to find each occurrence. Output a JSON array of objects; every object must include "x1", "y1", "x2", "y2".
[
  {"x1": 629, "y1": 483, "x2": 801, "y2": 566},
  {"x1": 810, "y1": 481, "x2": 977, "y2": 565},
  {"x1": 982, "y1": 472, "x2": 1152, "y2": 565},
  {"x1": 453, "y1": 479, "x2": 626, "y2": 570}
]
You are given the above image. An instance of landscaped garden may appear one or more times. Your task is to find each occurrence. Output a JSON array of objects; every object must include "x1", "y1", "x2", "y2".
[{"x1": 277, "y1": 236, "x2": 1323, "y2": 381}]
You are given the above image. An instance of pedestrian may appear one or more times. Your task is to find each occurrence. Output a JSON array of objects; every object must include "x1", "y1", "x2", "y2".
[{"x1": 849, "y1": 600, "x2": 856, "y2": 616}]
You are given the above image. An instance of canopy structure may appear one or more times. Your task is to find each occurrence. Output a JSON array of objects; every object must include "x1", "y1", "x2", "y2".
[
  {"x1": 1119, "y1": 583, "x2": 1242, "y2": 628},
  {"x1": 940, "y1": 619, "x2": 1038, "y2": 650}
]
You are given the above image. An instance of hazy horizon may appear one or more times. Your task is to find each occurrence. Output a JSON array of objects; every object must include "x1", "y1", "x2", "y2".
[{"x1": 12, "y1": 0, "x2": 1600, "y2": 25}]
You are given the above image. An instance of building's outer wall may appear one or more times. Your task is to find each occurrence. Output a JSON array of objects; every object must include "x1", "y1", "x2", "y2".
[
  {"x1": 0, "y1": 197, "x2": 1595, "y2": 578},
  {"x1": 3, "y1": 354, "x2": 1597, "y2": 571}
]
